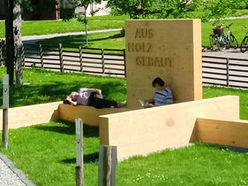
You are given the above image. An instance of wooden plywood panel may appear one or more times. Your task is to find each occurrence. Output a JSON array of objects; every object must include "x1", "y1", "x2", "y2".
[
  {"x1": 99, "y1": 96, "x2": 239, "y2": 161},
  {"x1": 59, "y1": 104, "x2": 130, "y2": 126},
  {"x1": 125, "y1": 19, "x2": 202, "y2": 109},
  {"x1": 0, "y1": 102, "x2": 61, "y2": 130},
  {"x1": 197, "y1": 118, "x2": 248, "y2": 148}
]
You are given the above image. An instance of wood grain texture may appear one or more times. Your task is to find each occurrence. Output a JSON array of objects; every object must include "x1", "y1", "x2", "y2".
[{"x1": 197, "y1": 118, "x2": 248, "y2": 148}]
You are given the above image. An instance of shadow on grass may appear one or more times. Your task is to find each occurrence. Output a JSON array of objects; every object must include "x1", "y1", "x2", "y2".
[
  {"x1": 36, "y1": 32, "x2": 123, "y2": 50},
  {"x1": 34, "y1": 120, "x2": 99, "y2": 137},
  {"x1": 61, "y1": 152, "x2": 99, "y2": 164},
  {"x1": 199, "y1": 142, "x2": 248, "y2": 154}
]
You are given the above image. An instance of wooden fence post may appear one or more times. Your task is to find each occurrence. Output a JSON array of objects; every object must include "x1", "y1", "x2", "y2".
[
  {"x1": 98, "y1": 145, "x2": 117, "y2": 186},
  {"x1": 2, "y1": 74, "x2": 9, "y2": 149},
  {"x1": 226, "y1": 58, "x2": 230, "y2": 87},
  {"x1": 59, "y1": 43, "x2": 64, "y2": 72},
  {"x1": 123, "y1": 49, "x2": 126, "y2": 77},
  {"x1": 79, "y1": 47, "x2": 83, "y2": 72},
  {"x1": 75, "y1": 118, "x2": 84, "y2": 186},
  {"x1": 101, "y1": 49, "x2": 105, "y2": 74},
  {"x1": 39, "y1": 44, "x2": 44, "y2": 68}
]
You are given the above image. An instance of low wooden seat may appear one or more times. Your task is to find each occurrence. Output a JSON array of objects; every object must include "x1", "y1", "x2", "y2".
[{"x1": 59, "y1": 104, "x2": 130, "y2": 126}]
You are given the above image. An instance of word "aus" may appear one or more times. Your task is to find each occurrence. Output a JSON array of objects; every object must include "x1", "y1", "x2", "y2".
[{"x1": 135, "y1": 28, "x2": 153, "y2": 39}]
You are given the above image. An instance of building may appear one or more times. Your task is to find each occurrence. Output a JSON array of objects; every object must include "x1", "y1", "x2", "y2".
[
  {"x1": 0, "y1": 0, "x2": 6, "y2": 20},
  {"x1": 0, "y1": 0, "x2": 110, "y2": 21},
  {"x1": 60, "y1": 0, "x2": 111, "y2": 17}
]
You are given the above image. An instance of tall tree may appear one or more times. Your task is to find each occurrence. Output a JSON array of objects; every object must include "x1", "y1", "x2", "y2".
[
  {"x1": 4, "y1": 0, "x2": 23, "y2": 85},
  {"x1": 68, "y1": 0, "x2": 101, "y2": 46}
]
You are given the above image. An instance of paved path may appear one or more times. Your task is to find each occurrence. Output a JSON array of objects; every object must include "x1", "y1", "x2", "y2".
[
  {"x1": 22, "y1": 28, "x2": 122, "y2": 44},
  {"x1": 0, "y1": 153, "x2": 35, "y2": 186}
]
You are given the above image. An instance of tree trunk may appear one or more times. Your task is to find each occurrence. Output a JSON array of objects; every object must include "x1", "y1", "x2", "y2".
[
  {"x1": 4, "y1": 0, "x2": 23, "y2": 85},
  {"x1": 13, "y1": 2, "x2": 23, "y2": 85},
  {"x1": 5, "y1": 0, "x2": 14, "y2": 85}
]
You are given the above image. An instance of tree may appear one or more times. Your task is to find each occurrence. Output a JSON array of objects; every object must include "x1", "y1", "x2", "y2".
[
  {"x1": 74, "y1": 0, "x2": 101, "y2": 46},
  {"x1": 5, "y1": 0, "x2": 24, "y2": 85},
  {"x1": 107, "y1": 0, "x2": 244, "y2": 22},
  {"x1": 107, "y1": 0, "x2": 189, "y2": 19}
]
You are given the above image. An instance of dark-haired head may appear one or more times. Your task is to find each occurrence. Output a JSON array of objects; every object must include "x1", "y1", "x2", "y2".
[{"x1": 152, "y1": 77, "x2": 165, "y2": 87}]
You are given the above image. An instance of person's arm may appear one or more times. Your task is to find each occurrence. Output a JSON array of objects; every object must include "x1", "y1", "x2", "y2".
[
  {"x1": 87, "y1": 88, "x2": 102, "y2": 95},
  {"x1": 66, "y1": 96, "x2": 77, "y2": 106}
]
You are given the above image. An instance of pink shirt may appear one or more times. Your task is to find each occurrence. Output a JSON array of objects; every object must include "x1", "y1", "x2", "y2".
[{"x1": 76, "y1": 88, "x2": 91, "y2": 105}]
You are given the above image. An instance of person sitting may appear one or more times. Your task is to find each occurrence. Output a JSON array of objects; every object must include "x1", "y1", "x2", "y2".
[
  {"x1": 143, "y1": 77, "x2": 173, "y2": 108},
  {"x1": 65, "y1": 88, "x2": 122, "y2": 109}
]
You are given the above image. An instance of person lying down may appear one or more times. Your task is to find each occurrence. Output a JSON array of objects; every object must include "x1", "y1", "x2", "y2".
[{"x1": 65, "y1": 88, "x2": 123, "y2": 109}]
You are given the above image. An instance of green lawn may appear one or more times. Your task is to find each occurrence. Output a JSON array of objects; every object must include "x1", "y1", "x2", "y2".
[
  {"x1": 0, "y1": 68, "x2": 247, "y2": 119},
  {"x1": 0, "y1": 15, "x2": 129, "y2": 38},
  {"x1": 0, "y1": 69, "x2": 248, "y2": 185},
  {"x1": 0, "y1": 68, "x2": 126, "y2": 108},
  {"x1": 1, "y1": 122, "x2": 248, "y2": 186},
  {"x1": 36, "y1": 31, "x2": 125, "y2": 51},
  {"x1": 33, "y1": 17, "x2": 248, "y2": 51},
  {"x1": 1, "y1": 13, "x2": 248, "y2": 48},
  {"x1": 202, "y1": 18, "x2": 248, "y2": 47}
]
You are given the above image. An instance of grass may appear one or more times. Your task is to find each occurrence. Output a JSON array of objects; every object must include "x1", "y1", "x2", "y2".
[
  {"x1": 0, "y1": 68, "x2": 126, "y2": 108},
  {"x1": 202, "y1": 18, "x2": 248, "y2": 47},
  {"x1": 0, "y1": 121, "x2": 100, "y2": 186},
  {"x1": 0, "y1": 68, "x2": 247, "y2": 119},
  {"x1": 0, "y1": 15, "x2": 129, "y2": 38},
  {"x1": 0, "y1": 69, "x2": 248, "y2": 185},
  {"x1": 1, "y1": 121, "x2": 248, "y2": 186},
  {"x1": 37, "y1": 31, "x2": 125, "y2": 51},
  {"x1": 33, "y1": 17, "x2": 248, "y2": 51},
  {"x1": 203, "y1": 86, "x2": 248, "y2": 120},
  {"x1": 1, "y1": 12, "x2": 248, "y2": 48}
]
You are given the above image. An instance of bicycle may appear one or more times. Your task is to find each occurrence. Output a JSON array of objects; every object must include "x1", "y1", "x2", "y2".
[
  {"x1": 210, "y1": 23, "x2": 238, "y2": 51},
  {"x1": 240, "y1": 26, "x2": 248, "y2": 53}
]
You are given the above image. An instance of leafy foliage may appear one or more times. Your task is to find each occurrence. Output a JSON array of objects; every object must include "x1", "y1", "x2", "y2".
[{"x1": 108, "y1": 0, "x2": 248, "y2": 22}]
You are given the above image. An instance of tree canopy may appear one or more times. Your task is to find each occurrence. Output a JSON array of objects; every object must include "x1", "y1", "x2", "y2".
[{"x1": 107, "y1": 0, "x2": 248, "y2": 22}]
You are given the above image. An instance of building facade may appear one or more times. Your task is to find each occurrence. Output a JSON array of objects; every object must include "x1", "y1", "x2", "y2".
[{"x1": 0, "y1": 0, "x2": 6, "y2": 20}]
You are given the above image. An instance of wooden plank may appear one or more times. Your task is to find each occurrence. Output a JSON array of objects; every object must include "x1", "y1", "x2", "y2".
[{"x1": 196, "y1": 118, "x2": 248, "y2": 148}]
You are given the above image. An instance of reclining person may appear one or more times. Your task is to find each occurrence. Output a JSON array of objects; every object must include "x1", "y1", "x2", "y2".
[
  {"x1": 143, "y1": 77, "x2": 173, "y2": 108},
  {"x1": 65, "y1": 88, "x2": 122, "y2": 109}
]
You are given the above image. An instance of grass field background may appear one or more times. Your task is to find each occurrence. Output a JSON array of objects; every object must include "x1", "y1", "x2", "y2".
[{"x1": 33, "y1": 18, "x2": 248, "y2": 51}]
